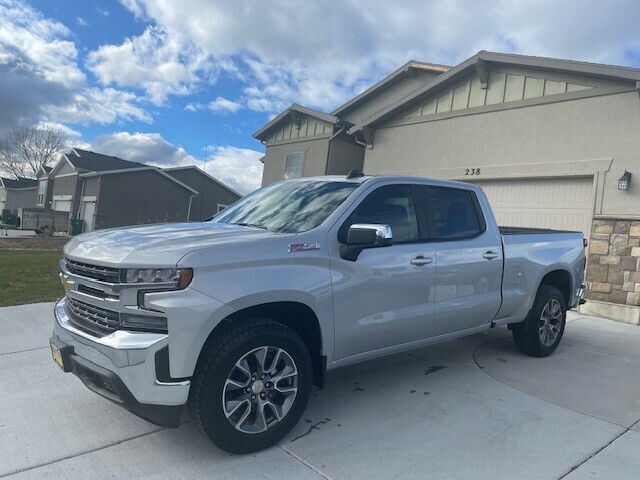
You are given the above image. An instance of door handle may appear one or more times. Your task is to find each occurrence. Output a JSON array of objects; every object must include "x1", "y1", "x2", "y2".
[
  {"x1": 410, "y1": 256, "x2": 433, "y2": 266},
  {"x1": 482, "y1": 251, "x2": 499, "y2": 260}
]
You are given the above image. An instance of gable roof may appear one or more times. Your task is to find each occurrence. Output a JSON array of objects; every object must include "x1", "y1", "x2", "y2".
[
  {"x1": 253, "y1": 104, "x2": 339, "y2": 141},
  {"x1": 65, "y1": 148, "x2": 146, "y2": 172},
  {"x1": 164, "y1": 166, "x2": 243, "y2": 197},
  {"x1": 0, "y1": 177, "x2": 38, "y2": 189},
  {"x1": 331, "y1": 60, "x2": 451, "y2": 117},
  {"x1": 349, "y1": 51, "x2": 640, "y2": 133}
]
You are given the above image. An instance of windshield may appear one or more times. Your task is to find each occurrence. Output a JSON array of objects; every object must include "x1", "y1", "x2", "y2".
[{"x1": 213, "y1": 180, "x2": 359, "y2": 233}]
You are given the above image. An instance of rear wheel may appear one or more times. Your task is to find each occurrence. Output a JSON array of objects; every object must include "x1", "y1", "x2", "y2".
[
  {"x1": 189, "y1": 318, "x2": 313, "y2": 453},
  {"x1": 512, "y1": 285, "x2": 566, "y2": 357}
]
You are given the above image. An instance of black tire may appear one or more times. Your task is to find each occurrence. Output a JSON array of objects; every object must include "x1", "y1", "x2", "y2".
[
  {"x1": 512, "y1": 285, "x2": 567, "y2": 357},
  {"x1": 189, "y1": 318, "x2": 313, "y2": 454}
]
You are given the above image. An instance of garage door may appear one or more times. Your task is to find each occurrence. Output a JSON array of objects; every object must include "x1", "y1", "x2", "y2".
[
  {"x1": 471, "y1": 177, "x2": 593, "y2": 237},
  {"x1": 53, "y1": 200, "x2": 71, "y2": 212}
]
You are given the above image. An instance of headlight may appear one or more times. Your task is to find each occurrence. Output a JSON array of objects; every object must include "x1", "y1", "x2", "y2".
[{"x1": 126, "y1": 268, "x2": 193, "y2": 289}]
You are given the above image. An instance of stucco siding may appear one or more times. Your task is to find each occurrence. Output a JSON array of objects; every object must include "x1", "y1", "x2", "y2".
[
  {"x1": 365, "y1": 91, "x2": 640, "y2": 216},
  {"x1": 326, "y1": 138, "x2": 365, "y2": 175},
  {"x1": 94, "y1": 170, "x2": 193, "y2": 229},
  {"x1": 261, "y1": 137, "x2": 331, "y2": 186},
  {"x1": 341, "y1": 70, "x2": 441, "y2": 125}
]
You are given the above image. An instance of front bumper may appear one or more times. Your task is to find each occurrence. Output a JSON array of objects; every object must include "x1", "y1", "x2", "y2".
[{"x1": 52, "y1": 298, "x2": 190, "y2": 427}]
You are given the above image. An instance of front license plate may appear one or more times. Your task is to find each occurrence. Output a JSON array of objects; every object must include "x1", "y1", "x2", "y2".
[{"x1": 50, "y1": 340, "x2": 65, "y2": 370}]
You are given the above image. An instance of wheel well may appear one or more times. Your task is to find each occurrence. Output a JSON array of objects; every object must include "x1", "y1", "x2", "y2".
[
  {"x1": 205, "y1": 302, "x2": 325, "y2": 388},
  {"x1": 540, "y1": 270, "x2": 571, "y2": 306}
]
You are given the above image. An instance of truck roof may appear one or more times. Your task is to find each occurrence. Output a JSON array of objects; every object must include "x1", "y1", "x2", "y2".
[{"x1": 289, "y1": 174, "x2": 479, "y2": 191}]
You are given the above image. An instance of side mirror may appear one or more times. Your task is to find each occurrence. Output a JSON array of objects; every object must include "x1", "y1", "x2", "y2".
[{"x1": 340, "y1": 223, "x2": 393, "y2": 261}]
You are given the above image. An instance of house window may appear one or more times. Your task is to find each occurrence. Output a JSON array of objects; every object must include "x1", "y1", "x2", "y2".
[
  {"x1": 284, "y1": 152, "x2": 304, "y2": 179},
  {"x1": 37, "y1": 180, "x2": 47, "y2": 206},
  {"x1": 217, "y1": 204, "x2": 228, "y2": 213}
]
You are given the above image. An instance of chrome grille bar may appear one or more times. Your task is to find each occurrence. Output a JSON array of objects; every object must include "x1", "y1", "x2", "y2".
[
  {"x1": 67, "y1": 297, "x2": 120, "y2": 336},
  {"x1": 66, "y1": 258, "x2": 121, "y2": 283}
]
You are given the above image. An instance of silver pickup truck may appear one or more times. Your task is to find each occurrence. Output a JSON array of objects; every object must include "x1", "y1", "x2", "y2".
[{"x1": 50, "y1": 174, "x2": 586, "y2": 453}]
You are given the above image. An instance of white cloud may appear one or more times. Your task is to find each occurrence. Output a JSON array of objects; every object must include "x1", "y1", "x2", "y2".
[
  {"x1": 203, "y1": 146, "x2": 263, "y2": 194},
  {"x1": 116, "y1": 0, "x2": 640, "y2": 115},
  {"x1": 96, "y1": 7, "x2": 109, "y2": 17},
  {"x1": 0, "y1": 0, "x2": 84, "y2": 87},
  {"x1": 185, "y1": 97, "x2": 242, "y2": 114},
  {"x1": 76, "y1": 17, "x2": 88, "y2": 27},
  {"x1": 184, "y1": 102, "x2": 204, "y2": 112},
  {"x1": 87, "y1": 26, "x2": 223, "y2": 105},
  {"x1": 208, "y1": 96, "x2": 241, "y2": 114},
  {"x1": 45, "y1": 88, "x2": 152, "y2": 125},
  {"x1": 0, "y1": 1, "x2": 151, "y2": 132},
  {"x1": 92, "y1": 132, "x2": 262, "y2": 194}
]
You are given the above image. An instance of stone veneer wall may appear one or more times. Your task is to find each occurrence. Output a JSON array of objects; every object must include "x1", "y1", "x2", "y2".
[{"x1": 585, "y1": 218, "x2": 640, "y2": 306}]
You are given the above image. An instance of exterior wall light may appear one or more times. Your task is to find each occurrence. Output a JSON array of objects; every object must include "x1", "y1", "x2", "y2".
[{"x1": 618, "y1": 170, "x2": 632, "y2": 191}]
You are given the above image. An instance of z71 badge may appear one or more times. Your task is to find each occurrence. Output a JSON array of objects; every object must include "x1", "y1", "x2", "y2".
[{"x1": 288, "y1": 243, "x2": 320, "y2": 252}]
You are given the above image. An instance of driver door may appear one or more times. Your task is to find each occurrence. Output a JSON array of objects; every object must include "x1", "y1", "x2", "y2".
[{"x1": 330, "y1": 185, "x2": 436, "y2": 360}]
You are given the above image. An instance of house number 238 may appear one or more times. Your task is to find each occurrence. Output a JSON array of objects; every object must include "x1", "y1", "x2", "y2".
[{"x1": 465, "y1": 168, "x2": 481, "y2": 176}]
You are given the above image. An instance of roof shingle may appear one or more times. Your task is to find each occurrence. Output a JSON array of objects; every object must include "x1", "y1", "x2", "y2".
[{"x1": 67, "y1": 148, "x2": 145, "y2": 172}]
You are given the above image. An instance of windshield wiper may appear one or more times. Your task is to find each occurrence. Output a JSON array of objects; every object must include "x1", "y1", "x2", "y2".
[{"x1": 232, "y1": 222, "x2": 270, "y2": 230}]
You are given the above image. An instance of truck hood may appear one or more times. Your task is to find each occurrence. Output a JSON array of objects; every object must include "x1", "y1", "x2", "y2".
[{"x1": 64, "y1": 222, "x2": 288, "y2": 266}]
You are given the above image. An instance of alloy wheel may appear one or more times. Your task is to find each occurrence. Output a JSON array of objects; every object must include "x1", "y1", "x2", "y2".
[
  {"x1": 539, "y1": 298, "x2": 563, "y2": 347},
  {"x1": 222, "y1": 346, "x2": 298, "y2": 434}
]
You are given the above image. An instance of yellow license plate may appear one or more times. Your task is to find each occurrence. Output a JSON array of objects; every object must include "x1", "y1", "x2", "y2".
[{"x1": 50, "y1": 341, "x2": 64, "y2": 370}]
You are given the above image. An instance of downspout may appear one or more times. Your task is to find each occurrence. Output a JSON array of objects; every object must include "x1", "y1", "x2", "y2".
[
  {"x1": 324, "y1": 125, "x2": 346, "y2": 175},
  {"x1": 76, "y1": 176, "x2": 85, "y2": 219},
  {"x1": 187, "y1": 193, "x2": 197, "y2": 222}
]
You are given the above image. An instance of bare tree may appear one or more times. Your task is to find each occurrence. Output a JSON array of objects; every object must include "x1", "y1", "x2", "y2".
[
  {"x1": 0, "y1": 125, "x2": 67, "y2": 179},
  {"x1": 0, "y1": 139, "x2": 26, "y2": 178}
]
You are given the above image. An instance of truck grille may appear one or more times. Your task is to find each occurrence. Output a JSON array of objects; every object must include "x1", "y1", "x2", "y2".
[
  {"x1": 66, "y1": 259, "x2": 121, "y2": 283},
  {"x1": 67, "y1": 297, "x2": 120, "y2": 336}
]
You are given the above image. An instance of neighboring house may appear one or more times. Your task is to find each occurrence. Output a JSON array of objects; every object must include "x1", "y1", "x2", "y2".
[
  {"x1": 164, "y1": 166, "x2": 242, "y2": 220},
  {"x1": 255, "y1": 51, "x2": 640, "y2": 323},
  {"x1": 0, "y1": 177, "x2": 38, "y2": 218},
  {"x1": 254, "y1": 61, "x2": 450, "y2": 187},
  {"x1": 41, "y1": 148, "x2": 240, "y2": 231},
  {"x1": 36, "y1": 165, "x2": 53, "y2": 209}
]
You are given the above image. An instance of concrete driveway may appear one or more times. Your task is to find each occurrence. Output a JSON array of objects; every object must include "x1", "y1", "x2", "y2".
[{"x1": 1, "y1": 303, "x2": 639, "y2": 479}]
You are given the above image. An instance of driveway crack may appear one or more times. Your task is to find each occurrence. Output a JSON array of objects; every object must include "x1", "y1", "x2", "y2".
[
  {"x1": 278, "y1": 445, "x2": 333, "y2": 480},
  {"x1": 0, "y1": 428, "x2": 165, "y2": 478}
]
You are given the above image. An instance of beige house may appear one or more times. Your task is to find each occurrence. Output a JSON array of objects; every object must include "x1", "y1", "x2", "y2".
[{"x1": 255, "y1": 51, "x2": 640, "y2": 324}]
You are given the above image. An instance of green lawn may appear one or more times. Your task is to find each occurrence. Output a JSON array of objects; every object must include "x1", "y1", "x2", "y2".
[{"x1": 0, "y1": 250, "x2": 65, "y2": 307}]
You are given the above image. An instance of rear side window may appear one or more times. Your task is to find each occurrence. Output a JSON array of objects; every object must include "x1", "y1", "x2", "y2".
[
  {"x1": 423, "y1": 187, "x2": 484, "y2": 240},
  {"x1": 339, "y1": 185, "x2": 419, "y2": 243}
]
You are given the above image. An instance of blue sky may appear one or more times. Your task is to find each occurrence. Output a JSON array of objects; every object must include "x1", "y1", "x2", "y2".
[{"x1": 1, "y1": 0, "x2": 640, "y2": 193}]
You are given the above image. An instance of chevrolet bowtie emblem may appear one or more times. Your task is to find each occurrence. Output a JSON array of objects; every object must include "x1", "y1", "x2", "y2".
[{"x1": 60, "y1": 273, "x2": 74, "y2": 292}]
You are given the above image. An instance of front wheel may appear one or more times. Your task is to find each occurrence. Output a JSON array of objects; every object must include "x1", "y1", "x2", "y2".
[
  {"x1": 511, "y1": 285, "x2": 567, "y2": 357},
  {"x1": 189, "y1": 318, "x2": 313, "y2": 453}
]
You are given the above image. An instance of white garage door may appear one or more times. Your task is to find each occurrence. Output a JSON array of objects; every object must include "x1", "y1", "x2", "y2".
[
  {"x1": 471, "y1": 177, "x2": 594, "y2": 237},
  {"x1": 53, "y1": 200, "x2": 71, "y2": 212}
]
